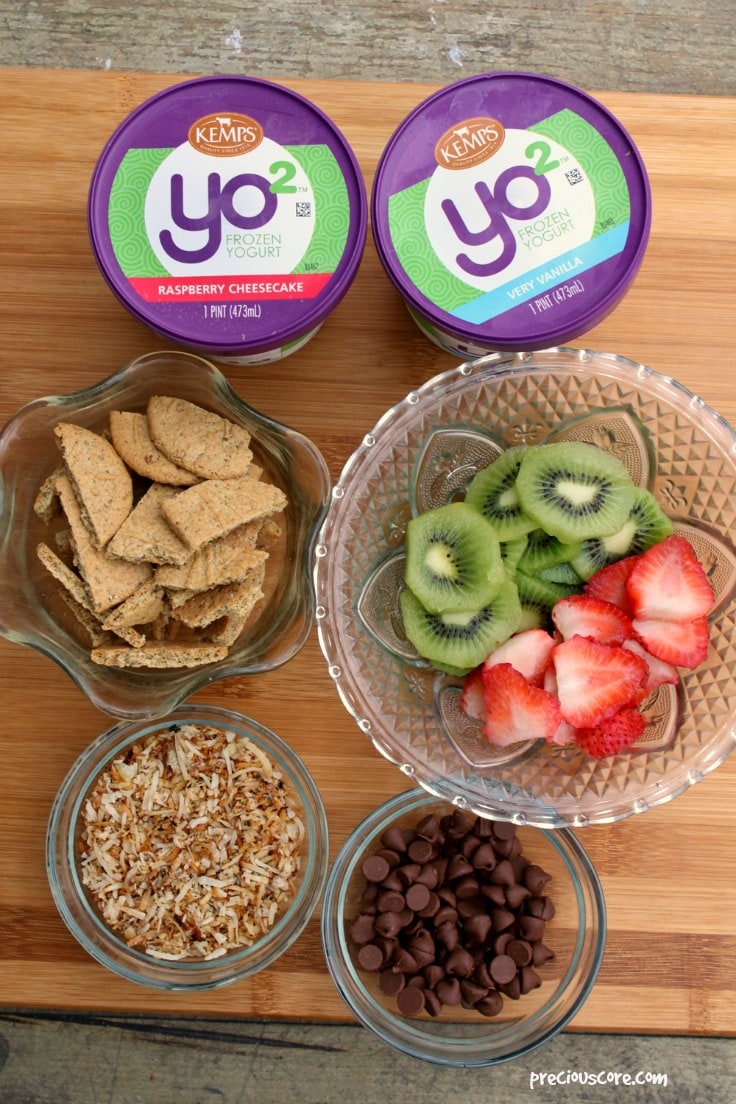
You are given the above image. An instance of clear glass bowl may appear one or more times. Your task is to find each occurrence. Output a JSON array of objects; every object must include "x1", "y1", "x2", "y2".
[
  {"x1": 0, "y1": 350, "x2": 331, "y2": 719},
  {"x1": 321, "y1": 788, "x2": 605, "y2": 1067},
  {"x1": 314, "y1": 347, "x2": 736, "y2": 827},
  {"x1": 47, "y1": 704, "x2": 329, "y2": 990}
]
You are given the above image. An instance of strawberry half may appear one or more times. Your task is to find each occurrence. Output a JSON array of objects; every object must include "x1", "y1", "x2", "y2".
[
  {"x1": 483, "y1": 628, "x2": 556, "y2": 686},
  {"x1": 582, "y1": 555, "x2": 637, "y2": 615},
  {"x1": 632, "y1": 615, "x2": 709, "y2": 669},
  {"x1": 575, "y1": 708, "x2": 647, "y2": 758},
  {"x1": 552, "y1": 634, "x2": 648, "y2": 727},
  {"x1": 483, "y1": 663, "x2": 562, "y2": 748},
  {"x1": 459, "y1": 665, "x2": 487, "y2": 723},
  {"x1": 551, "y1": 593, "x2": 633, "y2": 645},
  {"x1": 622, "y1": 638, "x2": 680, "y2": 692},
  {"x1": 625, "y1": 534, "x2": 714, "y2": 622}
]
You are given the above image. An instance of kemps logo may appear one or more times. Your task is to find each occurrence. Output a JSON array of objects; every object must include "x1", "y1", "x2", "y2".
[
  {"x1": 434, "y1": 117, "x2": 505, "y2": 170},
  {"x1": 188, "y1": 113, "x2": 264, "y2": 157}
]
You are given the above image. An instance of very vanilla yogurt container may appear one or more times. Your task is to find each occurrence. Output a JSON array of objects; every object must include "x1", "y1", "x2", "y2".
[
  {"x1": 88, "y1": 76, "x2": 367, "y2": 364},
  {"x1": 372, "y1": 72, "x2": 651, "y2": 356}
]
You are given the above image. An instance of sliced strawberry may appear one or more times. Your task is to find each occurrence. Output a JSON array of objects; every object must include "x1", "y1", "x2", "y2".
[
  {"x1": 552, "y1": 635, "x2": 648, "y2": 727},
  {"x1": 583, "y1": 556, "x2": 637, "y2": 614},
  {"x1": 622, "y1": 638, "x2": 680, "y2": 692},
  {"x1": 575, "y1": 708, "x2": 647, "y2": 758},
  {"x1": 548, "y1": 719, "x2": 578, "y2": 746},
  {"x1": 625, "y1": 534, "x2": 714, "y2": 622},
  {"x1": 459, "y1": 665, "x2": 487, "y2": 722},
  {"x1": 482, "y1": 663, "x2": 561, "y2": 748},
  {"x1": 551, "y1": 593, "x2": 633, "y2": 645},
  {"x1": 632, "y1": 616, "x2": 709, "y2": 669},
  {"x1": 483, "y1": 628, "x2": 556, "y2": 686}
]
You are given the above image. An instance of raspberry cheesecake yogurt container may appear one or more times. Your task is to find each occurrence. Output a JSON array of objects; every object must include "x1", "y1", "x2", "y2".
[
  {"x1": 88, "y1": 76, "x2": 367, "y2": 365},
  {"x1": 371, "y1": 72, "x2": 651, "y2": 357}
]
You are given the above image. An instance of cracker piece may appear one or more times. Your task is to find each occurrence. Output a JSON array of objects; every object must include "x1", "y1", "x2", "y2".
[
  {"x1": 255, "y1": 516, "x2": 282, "y2": 550},
  {"x1": 107, "y1": 483, "x2": 191, "y2": 566},
  {"x1": 56, "y1": 473, "x2": 152, "y2": 612},
  {"x1": 109, "y1": 410, "x2": 200, "y2": 486},
  {"x1": 154, "y1": 529, "x2": 268, "y2": 592},
  {"x1": 172, "y1": 569, "x2": 266, "y2": 629},
  {"x1": 147, "y1": 396, "x2": 253, "y2": 480},
  {"x1": 101, "y1": 581, "x2": 165, "y2": 632},
  {"x1": 33, "y1": 464, "x2": 65, "y2": 523},
  {"x1": 161, "y1": 477, "x2": 287, "y2": 552},
  {"x1": 37, "y1": 541, "x2": 93, "y2": 611},
  {"x1": 54, "y1": 422, "x2": 133, "y2": 547},
  {"x1": 90, "y1": 642, "x2": 228, "y2": 669},
  {"x1": 37, "y1": 543, "x2": 145, "y2": 647}
]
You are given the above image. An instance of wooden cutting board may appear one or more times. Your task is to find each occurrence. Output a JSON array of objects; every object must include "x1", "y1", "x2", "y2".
[{"x1": 0, "y1": 69, "x2": 734, "y2": 1034}]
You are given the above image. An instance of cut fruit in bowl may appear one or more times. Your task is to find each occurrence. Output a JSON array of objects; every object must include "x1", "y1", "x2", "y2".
[{"x1": 313, "y1": 347, "x2": 736, "y2": 828}]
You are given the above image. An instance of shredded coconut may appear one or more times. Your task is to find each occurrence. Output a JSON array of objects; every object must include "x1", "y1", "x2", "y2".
[{"x1": 79, "y1": 723, "x2": 304, "y2": 960}]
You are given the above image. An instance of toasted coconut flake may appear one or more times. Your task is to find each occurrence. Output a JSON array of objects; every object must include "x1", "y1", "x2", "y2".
[{"x1": 78, "y1": 723, "x2": 304, "y2": 960}]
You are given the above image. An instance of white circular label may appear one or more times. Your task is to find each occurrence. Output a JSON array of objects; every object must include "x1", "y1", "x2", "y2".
[
  {"x1": 145, "y1": 137, "x2": 315, "y2": 276},
  {"x1": 424, "y1": 129, "x2": 595, "y2": 292}
]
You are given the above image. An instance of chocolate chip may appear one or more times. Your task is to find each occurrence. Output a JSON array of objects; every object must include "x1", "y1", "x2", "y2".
[
  {"x1": 349, "y1": 913, "x2": 376, "y2": 944},
  {"x1": 423, "y1": 963, "x2": 445, "y2": 988},
  {"x1": 436, "y1": 977, "x2": 462, "y2": 1005},
  {"x1": 423, "y1": 988, "x2": 442, "y2": 1017},
  {"x1": 471, "y1": 842, "x2": 497, "y2": 871},
  {"x1": 405, "y1": 882, "x2": 431, "y2": 912},
  {"x1": 492, "y1": 820, "x2": 517, "y2": 840},
  {"x1": 454, "y1": 874, "x2": 480, "y2": 899},
  {"x1": 377, "y1": 889, "x2": 405, "y2": 913},
  {"x1": 357, "y1": 943, "x2": 383, "y2": 971},
  {"x1": 392, "y1": 948, "x2": 419, "y2": 974},
  {"x1": 507, "y1": 938, "x2": 533, "y2": 966},
  {"x1": 415, "y1": 813, "x2": 443, "y2": 842},
  {"x1": 380, "y1": 826, "x2": 409, "y2": 853},
  {"x1": 525, "y1": 864, "x2": 552, "y2": 895},
  {"x1": 417, "y1": 891, "x2": 441, "y2": 918},
  {"x1": 520, "y1": 965, "x2": 542, "y2": 994},
  {"x1": 460, "y1": 979, "x2": 489, "y2": 1006},
  {"x1": 491, "y1": 907, "x2": 516, "y2": 932},
  {"x1": 528, "y1": 895, "x2": 556, "y2": 921},
  {"x1": 446, "y1": 853, "x2": 474, "y2": 880},
  {"x1": 519, "y1": 914, "x2": 546, "y2": 942},
  {"x1": 361, "y1": 854, "x2": 390, "y2": 883},
  {"x1": 397, "y1": 986, "x2": 425, "y2": 1017},
  {"x1": 433, "y1": 905, "x2": 459, "y2": 928},
  {"x1": 532, "y1": 942, "x2": 556, "y2": 966},
  {"x1": 445, "y1": 946, "x2": 475, "y2": 978},
  {"x1": 490, "y1": 953, "x2": 517, "y2": 985},
  {"x1": 374, "y1": 911, "x2": 402, "y2": 937},
  {"x1": 407, "y1": 837, "x2": 435, "y2": 863},
  {"x1": 476, "y1": 991, "x2": 504, "y2": 1017},
  {"x1": 490, "y1": 859, "x2": 515, "y2": 886},
  {"x1": 379, "y1": 969, "x2": 405, "y2": 995},
  {"x1": 377, "y1": 848, "x2": 402, "y2": 869},
  {"x1": 505, "y1": 882, "x2": 531, "y2": 909},
  {"x1": 464, "y1": 912, "x2": 492, "y2": 946},
  {"x1": 414, "y1": 863, "x2": 440, "y2": 889}
]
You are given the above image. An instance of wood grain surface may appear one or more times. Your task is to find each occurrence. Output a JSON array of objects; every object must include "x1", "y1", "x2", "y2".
[{"x1": 0, "y1": 68, "x2": 734, "y2": 1035}]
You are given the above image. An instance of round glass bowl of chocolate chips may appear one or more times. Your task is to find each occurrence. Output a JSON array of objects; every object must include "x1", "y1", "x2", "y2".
[
  {"x1": 0, "y1": 349, "x2": 330, "y2": 719},
  {"x1": 321, "y1": 789, "x2": 605, "y2": 1066},
  {"x1": 47, "y1": 704, "x2": 329, "y2": 990}
]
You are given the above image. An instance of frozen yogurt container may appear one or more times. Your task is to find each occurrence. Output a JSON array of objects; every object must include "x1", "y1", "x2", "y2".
[
  {"x1": 88, "y1": 76, "x2": 367, "y2": 365},
  {"x1": 371, "y1": 72, "x2": 651, "y2": 356}
]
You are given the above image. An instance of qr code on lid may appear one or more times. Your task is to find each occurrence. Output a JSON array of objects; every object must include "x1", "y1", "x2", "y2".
[
  {"x1": 295, "y1": 201, "x2": 312, "y2": 217},
  {"x1": 565, "y1": 168, "x2": 584, "y2": 185}
]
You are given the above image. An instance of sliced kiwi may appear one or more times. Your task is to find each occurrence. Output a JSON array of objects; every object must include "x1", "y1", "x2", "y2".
[
  {"x1": 515, "y1": 569, "x2": 578, "y2": 628},
  {"x1": 404, "y1": 502, "x2": 505, "y2": 614},
  {"x1": 464, "y1": 446, "x2": 538, "y2": 541},
  {"x1": 515, "y1": 441, "x2": 636, "y2": 543},
  {"x1": 570, "y1": 486, "x2": 674, "y2": 580},
  {"x1": 539, "y1": 561, "x2": 583, "y2": 587},
  {"x1": 516, "y1": 528, "x2": 582, "y2": 575},
  {"x1": 500, "y1": 534, "x2": 529, "y2": 576},
  {"x1": 400, "y1": 578, "x2": 522, "y2": 674}
]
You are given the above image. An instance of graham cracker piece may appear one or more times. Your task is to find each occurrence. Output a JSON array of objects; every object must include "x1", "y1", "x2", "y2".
[
  {"x1": 56, "y1": 472, "x2": 152, "y2": 612},
  {"x1": 161, "y1": 477, "x2": 287, "y2": 552},
  {"x1": 37, "y1": 542, "x2": 146, "y2": 648},
  {"x1": 147, "y1": 396, "x2": 253, "y2": 480},
  {"x1": 90, "y1": 642, "x2": 228, "y2": 669},
  {"x1": 172, "y1": 568, "x2": 266, "y2": 630},
  {"x1": 109, "y1": 410, "x2": 199, "y2": 486},
  {"x1": 54, "y1": 422, "x2": 133, "y2": 547},
  {"x1": 107, "y1": 483, "x2": 192, "y2": 565},
  {"x1": 101, "y1": 580, "x2": 165, "y2": 632},
  {"x1": 33, "y1": 464, "x2": 65, "y2": 523},
  {"x1": 154, "y1": 528, "x2": 268, "y2": 592}
]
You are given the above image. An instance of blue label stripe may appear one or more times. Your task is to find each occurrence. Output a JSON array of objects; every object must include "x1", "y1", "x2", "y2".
[{"x1": 450, "y1": 221, "x2": 630, "y2": 324}]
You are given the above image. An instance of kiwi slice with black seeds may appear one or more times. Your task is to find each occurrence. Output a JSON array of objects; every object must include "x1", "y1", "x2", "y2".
[
  {"x1": 516, "y1": 528, "x2": 582, "y2": 574},
  {"x1": 500, "y1": 534, "x2": 529, "y2": 576},
  {"x1": 539, "y1": 561, "x2": 583, "y2": 587},
  {"x1": 464, "y1": 445, "x2": 538, "y2": 541},
  {"x1": 516, "y1": 441, "x2": 636, "y2": 543},
  {"x1": 569, "y1": 486, "x2": 674, "y2": 580},
  {"x1": 400, "y1": 578, "x2": 522, "y2": 674},
  {"x1": 516, "y1": 570, "x2": 578, "y2": 625},
  {"x1": 404, "y1": 501, "x2": 505, "y2": 614}
]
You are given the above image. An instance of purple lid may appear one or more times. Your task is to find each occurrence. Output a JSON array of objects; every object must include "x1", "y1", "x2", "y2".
[
  {"x1": 371, "y1": 72, "x2": 652, "y2": 352},
  {"x1": 88, "y1": 76, "x2": 367, "y2": 358}
]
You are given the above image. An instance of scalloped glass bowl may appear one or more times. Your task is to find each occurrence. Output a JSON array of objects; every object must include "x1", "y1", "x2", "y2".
[
  {"x1": 47, "y1": 704, "x2": 329, "y2": 990},
  {"x1": 321, "y1": 788, "x2": 605, "y2": 1067},
  {"x1": 314, "y1": 347, "x2": 736, "y2": 828},
  {"x1": 0, "y1": 350, "x2": 331, "y2": 719}
]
